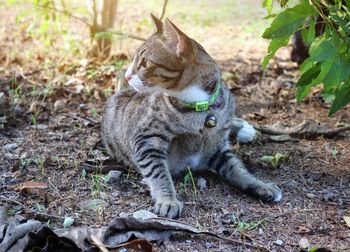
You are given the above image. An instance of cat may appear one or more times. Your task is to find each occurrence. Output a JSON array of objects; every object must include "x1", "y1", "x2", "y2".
[{"x1": 101, "y1": 14, "x2": 282, "y2": 219}]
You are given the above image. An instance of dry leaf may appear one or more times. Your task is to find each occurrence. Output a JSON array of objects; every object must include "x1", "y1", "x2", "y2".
[{"x1": 344, "y1": 216, "x2": 350, "y2": 228}]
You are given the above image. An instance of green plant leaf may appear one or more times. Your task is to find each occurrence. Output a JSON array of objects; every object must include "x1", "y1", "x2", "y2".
[
  {"x1": 262, "y1": 2, "x2": 316, "y2": 39},
  {"x1": 323, "y1": 56, "x2": 350, "y2": 89},
  {"x1": 296, "y1": 63, "x2": 321, "y2": 101},
  {"x1": 329, "y1": 80, "x2": 350, "y2": 115},
  {"x1": 301, "y1": 17, "x2": 315, "y2": 46},
  {"x1": 308, "y1": 36, "x2": 338, "y2": 62},
  {"x1": 262, "y1": 36, "x2": 290, "y2": 68},
  {"x1": 262, "y1": 0, "x2": 273, "y2": 14}
]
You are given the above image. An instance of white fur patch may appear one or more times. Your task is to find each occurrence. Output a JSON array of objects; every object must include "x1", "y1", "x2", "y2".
[
  {"x1": 236, "y1": 121, "x2": 256, "y2": 143},
  {"x1": 168, "y1": 85, "x2": 209, "y2": 102},
  {"x1": 273, "y1": 190, "x2": 283, "y2": 202},
  {"x1": 125, "y1": 58, "x2": 209, "y2": 102},
  {"x1": 189, "y1": 153, "x2": 201, "y2": 168}
]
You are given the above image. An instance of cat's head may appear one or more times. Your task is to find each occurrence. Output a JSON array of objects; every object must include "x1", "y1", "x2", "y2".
[{"x1": 125, "y1": 14, "x2": 219, "y2": 101}]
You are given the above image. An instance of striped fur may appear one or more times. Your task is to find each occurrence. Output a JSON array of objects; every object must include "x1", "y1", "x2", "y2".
[{"x1": 101, "y1": 16, "x2": 282, "y2": 218}]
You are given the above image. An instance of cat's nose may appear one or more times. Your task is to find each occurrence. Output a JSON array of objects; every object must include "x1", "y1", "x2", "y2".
[{"x1": 125, "y1": 74, "x2": 132, "y2": 81}]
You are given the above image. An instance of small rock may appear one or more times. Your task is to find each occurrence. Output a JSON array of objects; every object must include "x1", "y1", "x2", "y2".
[
  {"x1": 204, "y1": 242, "x2": 213, "y2": 249},
  {"x1": 104, "y1": 170, "x2": 122, "y2": 184},
  {"x1": 14, "y1": 104, "x2": 23, "y2": 115},
  {"x1": 305, "y1": 193, "x2": 316, "y2": 199},
  {"x1": 5, "y1": 153, "x2": 18, "y2": 160},
  {"x1": 30, "y1": 124, "x2": 48, "y2": 130},
  {"x1": 79, "y1": 103, "x2": 88, "y2": 110},
  {"x1": 54, "y1": 99, "x2": 65, "y2": 111},
  {"x1": 133, "y1": 210, "x2": 157, "y2": 220},
  {"x1": 299, "y1": 237, "x2": 309, "y2": 249},
  {"x1": 273, "y1": 240, "x2": 283, "y2": 246},
  {"x1": 258, "y1": 228, "x2": 264, "y2": 235},
  {"x1": 4, "y1": 143, "x2": 19, "y2": 152},
  {"x1": 196, "y1": 177, "x2": 207, "y2": 190},
  {"x1": 119, "y1": 212, "x2": 128, "y2": 218}
]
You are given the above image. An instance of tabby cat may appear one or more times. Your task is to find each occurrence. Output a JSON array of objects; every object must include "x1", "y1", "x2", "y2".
[{"x1": 101, "y1": 15, "x2": 282, "y2": 219}]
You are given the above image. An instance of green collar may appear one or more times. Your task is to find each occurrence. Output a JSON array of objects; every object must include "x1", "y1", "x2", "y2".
[{"x1": 179, "y1": 80, "x2": 221, "y2": 112}]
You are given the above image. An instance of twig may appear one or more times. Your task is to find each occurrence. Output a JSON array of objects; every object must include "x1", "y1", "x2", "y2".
[
  {"x1": 108, "y1": 31, "x2": 147, "y2": 41},
  {"x1": 48, "y1": 177, "x2": 64, "y2": 199},
  {"x1": 160, "y1": 0, "x2": 169, "y2": 20},
  {"x1": 254, "y1": 119, "x2": 350, "y2": 138},
  {"x1": 90, "y1": 234, "x2": 109, "y2": 252},
  {"x1": 34, "y1": 4, "x2": 91, "y2": 26}
]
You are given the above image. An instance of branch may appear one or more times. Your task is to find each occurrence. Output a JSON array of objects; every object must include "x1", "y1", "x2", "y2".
[
  {"x1": 34, "y1": 4, "x2": 91, "y2": 26},
  {"x1": 160, "y1": 0, "x2": 169, "y2": 20},
  {"x1": 254, "y1": 119, "x2": 350, "y2": 138}
]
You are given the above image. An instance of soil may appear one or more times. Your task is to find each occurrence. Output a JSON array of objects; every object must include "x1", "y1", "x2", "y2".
[{"x1": 1, "y1": 3, "x2": 350, "y2": 252}]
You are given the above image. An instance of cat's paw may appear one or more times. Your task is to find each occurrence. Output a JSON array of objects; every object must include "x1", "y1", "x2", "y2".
[
  {"x1": 236, "y1": 121, "x2": 256, "y2": 143},
  {"x1": 154, "y1": 198, "x2": 183, "y2": 219},
  {"x1": 246, "y1": 182, "x2": 282, "y2": 203}
]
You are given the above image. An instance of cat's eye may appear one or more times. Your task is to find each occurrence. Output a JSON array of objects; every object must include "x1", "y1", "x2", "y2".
[{"x1": 140, "y1": 57, "x2": 148, "y2": 68}]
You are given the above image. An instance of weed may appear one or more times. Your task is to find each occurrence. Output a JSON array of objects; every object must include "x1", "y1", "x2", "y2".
[
  {"x1": 7, "y1": 207, "x2": 17, "y2": 216},
  {"x1": 90, "y1": 107, "x2": 98, "y2": 118},
  {"x1": 260, "y1": 153, "x2": 286, "y2": 168},
  {"x1": 179, "y1": 167, "x2": 197, "y2": 197},
  {"x1": 232, "y1": 214, "x2": 266, "y2": 233},
  {"x1": 331, "y1": 147, "x2": 338, "y2": 160}
]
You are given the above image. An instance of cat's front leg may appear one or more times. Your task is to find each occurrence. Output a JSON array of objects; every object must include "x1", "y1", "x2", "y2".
[
  {"x1": 133, "y1": 137, "x2": 183, "y2": 218},
  {"x1": 208, "y1": 145, "x2": 282, "y2": 202}
]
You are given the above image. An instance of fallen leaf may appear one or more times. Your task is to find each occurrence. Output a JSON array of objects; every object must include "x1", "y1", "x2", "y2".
[{"x1": 344, "y1": 216, "x2": 350, "y2": 228}]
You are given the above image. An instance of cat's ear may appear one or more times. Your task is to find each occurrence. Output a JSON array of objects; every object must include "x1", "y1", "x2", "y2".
[
  {"x1": 150, "y1": 13, "x2": 163, "y2": 33},
  {"x1": 164, "y1": 19, "x2": 193, "y2": 59}
]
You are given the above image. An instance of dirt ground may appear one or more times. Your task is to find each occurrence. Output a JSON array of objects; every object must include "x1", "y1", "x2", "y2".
[{"x1": 1, "y1": 1, "x2": 350, "y2": 252}]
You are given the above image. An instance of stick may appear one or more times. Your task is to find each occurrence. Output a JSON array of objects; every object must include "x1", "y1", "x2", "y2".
[
  {"x1": 254, "y1": 119, "x2": 350, "y2": 138},
  {"x1": 160, "y1": 0, "x2": 169, "y2": 20}
]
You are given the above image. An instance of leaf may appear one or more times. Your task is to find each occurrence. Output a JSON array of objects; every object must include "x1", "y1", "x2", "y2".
[
  {"x1": 323, "y1": 56, "x2": 350, "y2": 89},
  {"x1": 63, "y1": 217, "x2": 74, "y2": 228},
  {"x1": 301, "y1": 17, "x2": 315, "y2": 46},
  {"x1": 262, "y1": 36, "x2": 290, "y2": 68},
  {"x1": 296, "y1": 63, "x2": 321, "y2": 101},
  {"x1": 262, "y1": 2, "x2": 316, "y2": 39},
  {"x1": 308, "y1": 36, "x2": 338, "y2": 62},
  {"x1": 344, "y1": 216, "x2": 350, "y2": 228},
  {"x1": 262, "y1": 0, "x2": 273, "y2": 14},
  {"x1": 329, "y1": 81, "x2": 350, "y2": 115}
]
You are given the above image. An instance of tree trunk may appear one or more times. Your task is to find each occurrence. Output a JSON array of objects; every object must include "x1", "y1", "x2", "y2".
[{"x1": 87, "y1": 0, "x2": 118, "y2": 58}]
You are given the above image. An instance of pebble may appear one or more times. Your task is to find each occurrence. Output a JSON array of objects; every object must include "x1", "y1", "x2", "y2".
[
  {"x1": 133, "y1": 210, "x2": 157, "y2": 220},
  {"x1": 273, "y1": 240, "x2": 283, "y2": 246},
  {"x1": 299, "y1": 237, "x2": 309, "y2": 249},
  {"x1": 104, "y1": 170, "x2": 122, "y2": 184},
  {"x1": 119, "y1": 212, "x2": 128, "y2": 218},
  {"x1": 196, "y1": 177, "x2": 207, "y2": 190},
  {"x1": 54, "y1": 99, "x2": 65, "y2": 111},
  {"x1": 4, "y1": 143, "x2": 19, "y2": 152},
  {"x1": 305, "y1": 193, "x2": 316, "y2": 199},
  {"x1": 204, "y1": 242, "x2": 213, "y2": 249},
  {"x1": 30, "y1": 124, "x2": 48, "y2": 130},
  {"x1": 14, "y1": 104, "x2": 23, "y2": 115}
]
